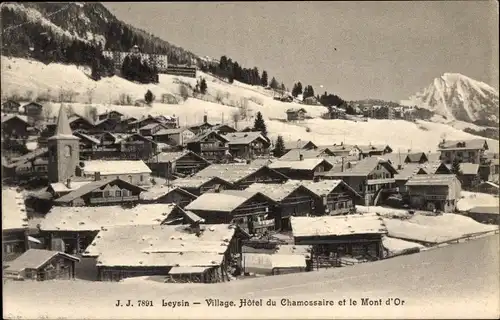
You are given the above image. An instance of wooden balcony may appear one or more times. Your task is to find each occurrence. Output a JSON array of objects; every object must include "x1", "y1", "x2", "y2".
[
  {"x1": 252, "y1": 219, "x2": 275, "y2": 228},
  {"x1": 366, "y1": 178, "x2": 395, "y2": 185},
  {"x1": 89, "y1": 196, "x2": 140, "y2": 204}
]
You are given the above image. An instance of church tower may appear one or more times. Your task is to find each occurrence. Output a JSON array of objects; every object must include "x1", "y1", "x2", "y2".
[{"x1": 47, "y1": 106, "x2": 80, "y2": 183}]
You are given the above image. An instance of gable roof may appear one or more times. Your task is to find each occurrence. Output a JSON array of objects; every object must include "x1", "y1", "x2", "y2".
[
  {"x1": 147, "y1": 150, "x2": 208, "y2": 164},
  {"x1": 54, "y1": 178, "x2": 146, "y2": 203},
  {"x1": 194, "y1": 163, "x2": 287, "y2": 184},
  {"x1": 268, "y1": 158, "x2": 332, "y2": 171},
  {"x1": 185, "y1": 190, "x2": 276, "y2": 212},
  {"x1": 48, "y1": 180, "x2": 93, "y2": 194},
  {"x1": 279, "y1": 148, "x2": 335, "y2": 161},
  {"x1": 325, "y1": 156, "x2": 397, "y2": 177},
  {"x1": 170, "y1": 176, "x2": 233, "y2": 189},
  {"x1": 81, "y1": 160, "x2": 152, "y2": 175},
  {"x1": 83, "y1": 224, "x2": 238, "y2": 267},
  {"x1": 420, "y1": 161, "x2": 452, "y2": 174},
  {"x1": 394, "y1": 163, "x2": 427, "y2": 180},
  {"x1": 405, "y1": 174, "x2": 458, "y2": 187},
  {"x1": 460, "y1": 163, "x2": 480, "y2": 175},
  {"x1": 301, "y1": 180, "x2": 362, "y2": 198},
  {"x1": 245, "y1": 181, "x2": 318, "y2": 202},
  {"x1": 40, "y1": 203, "x2": 180, "y2": 232},
  {"x1": 283, "y1": 140, "x2": 316, "y2": 150},
  {"x1": 1, "y1": 114, "x2": 29, "y2": 125},
  {"x1": 4, "y1": 249, "x2": 80, "y2": 273},
  {"x1": 187, "y1": 129, "x2": 229, "y2": 144},
  {"x1": 286, "y1": 108, "x2": 307, "y2": 113},
  {"x1": 405, "y1": 152, "x2": 428, "y2": 163},
  {"x1": 291, "y1": 214, "x2": 388, "y2": 238},
  {"x1": 438, "y1": 139, "x2": 488, "y2": 151},
  {"x1": 355, "y1": 144, "x2": 391, "y2": 154},
  {"x1": 223, "y1": 132, "x2": 269, "y2": 145},
  {"x1": 73, "y1": 131, "x2": 100, "y2": 145},
  {"x1": 3, "y1": 147, "x2": 49, "y2": 169},
  {"x1": 139, "y1": 185, "x2": 197, "y2": 201}
]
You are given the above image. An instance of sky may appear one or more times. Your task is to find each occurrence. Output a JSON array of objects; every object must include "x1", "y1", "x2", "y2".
[{"x1": 104, "y1": 1, "x2": 499, "y2": 102}]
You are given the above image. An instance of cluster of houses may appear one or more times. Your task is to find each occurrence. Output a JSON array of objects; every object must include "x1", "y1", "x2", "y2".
[{"x1": 2, "y1": 102, "x2": 498, "y2": 284}]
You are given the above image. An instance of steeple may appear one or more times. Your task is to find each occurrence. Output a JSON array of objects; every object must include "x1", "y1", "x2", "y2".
[{"x1": 48, "y1": 106, "x2": 78, "y2": 140}]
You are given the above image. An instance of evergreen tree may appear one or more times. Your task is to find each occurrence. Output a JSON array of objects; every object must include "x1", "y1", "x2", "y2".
[
  {"x1": 270, "y1": 77, "x2": 279, "y2": 90},
  {"x1": 261, "y1": 70, "x2": 268, "y2": 87},
  {"x1": 274, "y1": 135, "x2": 286, "y2": 157},
  {"x1": 253, "y1": 111, "x2": 267, "y2": 137},
  {"x1": 145, "y1": 90, "x2": 154, "y2": 104},
  {"x1": 451, "y1": 158, "x2": 462, "y2": 175},
  {"x1": 200, "y1": 78, "x2": 208, "y2": 94},
  {"x1": 296, "y1": 82, "x2": 303, "y2": 95},
  {"x1": 303, "y1": 85, "x2": 315, "y2": 99}
]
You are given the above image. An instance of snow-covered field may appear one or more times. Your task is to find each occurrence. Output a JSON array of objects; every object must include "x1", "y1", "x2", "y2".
[
  {"x1": 457, "y1": 191, "x2": 500, "y2": 211},
  {"x1": 2, "y1": 56, "x2": 498, "y2": 152}
]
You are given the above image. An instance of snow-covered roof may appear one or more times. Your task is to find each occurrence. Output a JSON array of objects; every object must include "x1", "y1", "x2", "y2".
[
  {"x1": 4, "y1": 249, "x2": 79, "y2": 273},
  {"x1": 194, "y1": 163, "x2": 272, "y2": 183},
  {"x1": 54, "y1": 178, "x2": 146, "y2": 203},
  {"x1": 245, "y1": 182, "x2": 308, "y2": 202},
  {"x1": 2, "y1": 188, "x2": 28, "y2": 230},
  {"x1": 185, "y1": 190, "x2": 259, "y2": 212},
  {"x1": 438, "y1": 139, "x2": 488, "y2": 151},
  {"x1": 154, "y1": 128, "x2": 189, "y2": 136},
  {"x1": 279, "y1": 148, "x2": 335, "y2": 161},
  {"x1": 291, "y1": 214, "x2": 387, "y2": 238},
  {"x1": 283, "y1": 140, "x2": 316, "y2": 150},
  {"x1": 420, "y1": 161, "x2": 450, "y2": 174},
  {"x1": 405, "y1": 174, "x2": 458, "y2": 187},
  {"x1": 1, "y1": 114, "x2": 29, "y2": 124},
  {"x1": 268, "y1": 158, "x2": 331, "y2": 171},
  {"x1": 394, "y1": 163, "x2": 426, "y2": 180},
  {"x1": 83, "y1": 224, "x2": 237, "y2": 267},
  {"x1": 81, "y1": 160, "x2": 152, "y2": 175},
  {"x1": 460, "y1": 163, "x2": 480, "y2": 175},
  {"x1": 243, "y1": 253, "x2": 306, "y2": 272},
  {"x1": 49, "y1": 180, "x2": 92, "y2": 194},
  {"x1": 139, "y1": 185, "x2": 196, "y2": 201},
  {"x1": 223, "y1": 132, "x2": 268, "y2": 145},
  {"x1": 300, "y1": 180, "x2": 360, "y2": 198},
  {"x1": 74, "y1": 131, "x2": 100, "y2": 145},
  {"x1": 171, "y1": 176, "x2": 232, "y2": 189},
  {"x1": 468, "y1": 206, "x2": 499, "y2": 215},
  {"x1": 325, "y1": 156, "x2": 396, "y2": 177},
  {"x1": 40, "y1": 204, "x2": 179, "y2": 232}
]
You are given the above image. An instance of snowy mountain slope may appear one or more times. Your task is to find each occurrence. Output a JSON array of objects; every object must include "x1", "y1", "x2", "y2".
[
  {"x1": 1, "y1": 56, "x2": 498, "y2": 153},
  {"x1": 405, "y1": 73, "x2": 499, "y2": 126}
]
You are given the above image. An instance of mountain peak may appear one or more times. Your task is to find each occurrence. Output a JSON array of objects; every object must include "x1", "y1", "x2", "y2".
[{"x1": 406, "y1": 73, "x2": 499, "y2": 126}]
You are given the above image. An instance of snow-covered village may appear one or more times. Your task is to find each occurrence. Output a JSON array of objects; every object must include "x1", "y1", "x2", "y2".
[{"x1": 1, "y1": 2, "x2": 499, "y2": 319}]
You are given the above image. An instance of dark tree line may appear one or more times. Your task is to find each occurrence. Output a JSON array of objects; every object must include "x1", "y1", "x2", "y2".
[{"x1": 121, "y1": 54, "x2": 159, "y2": 84}]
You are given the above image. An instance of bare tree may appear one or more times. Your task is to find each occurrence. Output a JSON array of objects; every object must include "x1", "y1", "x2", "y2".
[
  {"x1": 64, "y1": 104, "x2": 76, "y2": 117},
  {"x1": 215, "y1": 90, "x2": 224, "y2": 104},
  {"x1": 179, "y1": 84, "x2": 189, "y2": 101},
  {"x1": 86, "y1": 88, "x2": 95, "y2": 104},
  {"x1": 42, "y1": 104, "x2": 53, "y2": 121},
  {"x1": 231, "y1": 110, "x2": 240, "y2": 130},
  {"x1": 238, "y1": 97, "x2": 249, "y2": 120},
  {"x1": 84, "y1": 105, "x2": 98, "y2": 122}
]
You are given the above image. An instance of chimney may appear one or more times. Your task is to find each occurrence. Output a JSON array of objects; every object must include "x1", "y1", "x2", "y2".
[
  {"x1": 66, "y1": 178, "x2": 71, "y2": 189},
  {"x1": 397, "y1": 164, "x2": 402, "y2": 170},
  {"x1": 177, "y1": 116, "x2": 180, "y2": 128},
  {"x1": 407, "y1": 149, "x2": 411, "y2": 153},
  {"x1": 299, "y1": 154, "x2": 304, "y2": 161},
  {"x1": 203, "y1": 114, "x2": 208, "y2": 123},
  {"x1": 94, "y1": 172, "x2": 101, "y2": 181}
]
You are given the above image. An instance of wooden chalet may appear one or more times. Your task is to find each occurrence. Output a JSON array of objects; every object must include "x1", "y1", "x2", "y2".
[
  {"x1": 221, "y1": 132, "x2": 271, "y2": 160},
  {"x1": 2, "y1": 188, "x2": 30, "y2": 261},
  {"x1": 22, "y1": 102, "x2": 43, "y2": 124},
  {"x1": 68, "y1": 114, "x2": 95, "y2": 132},
  {"x1": 97, "y1": 110, "x2": 124, "y2": 121},
  {"x1": 437, "y1": 139, "x2": 489, "y2": 165},
  {"x1": 170, "y1": 176, "x2": 235, "y2": 196},
  {"x1": 301, "y1": 180, "x2": 362, "y2": 215},
  {"x1": 458, "y1": 163, "x2": 481, "y2": 189},
  {"x1": 286, "y1": 108, "x2": 307, "y2": 122},
  {"x1": 279, "y1": 148, "x2": 336, "y2": 161},
  {"x1": 291, "y1": 214, "x2": 388, "y2": 266},
  {"x1": 120, "y1": 133, "x2": 158, "y2": 159},
  {"x1": 466, "y1": 206, "x2": 499, "y2": 225},
  {"x1": 1, "y1": 114, "x2": 31, "y2": 140},
  {"x1": 185, "y1": 190, "x2": 279, "y2": 235},
  {"x1": 475, "y1": 181, "x2": 499, "y2": 195},
  {"x1": 245, "y1": 182, "x2": 320, "y2": 231},
  {"x1": 152, "y1": 127, "x2": 196, "y2": 146},
  {"x1": 188, "y1": 115, "x2": 215, "y2": 135},
  {"x1": 128, "y1": 116, "x2": 166, "y2": 132},
  {"x1": 282, "y1": 140, "x2": 317, "y2": 153},
  {"x1": 269, "y1": 158, "x2": 334, "y2": 180},
  {"x1": 2, "y1": 100, "x2": 21, "y2": 114},
  {"x1": 92, "y1": 117, "x2": 120, "y2": 133},
  {"x1": 47, "y1": 179, "x2": 95, "y2": 199},
  {"x1": 3, "y1": 249, "x2": 80, "y2": 281},
  {"x1": 147, "y1": 150, "x2": 210, "y2": 177},
  {"x1": 420, "y1": 161, "x2": 452, "y2": 175},
  {"x1": 52, "y1": 178, "x2": 146, "y2": 207},
  {"x1": 192, "y1": 163, "x2": 289, "y2": 189},
  {"x1": 212, "y1": 124, "x2": 238, "y2": 134},
  {"x1": 76, "y1": 160, "x2": 152, "y2": 186},
  {"x1": 73, "y1": 131, "x2": 101, "y2": 158},
  {"x1": 405, "y1": 174, "x2": 462, "y2": 212},
  {"x1": 404, "y1": 152, "x2": 429, "y2": 164},
  {"x1": 83, "y1": 223, "x2": 247, "y2": 282},
  {"x1": 139, "y1": 185, "x2": 198, "y2": 208},
  {"x1": 320, "y1": 157, "x2": 398, "y2": 206},
  {"x1": 317, "y1": 144, "x2": 357, "y2": 158},
  {"x1": 2, "y1": 148, "x2": 49, "y2": 181},
  {"x1": 354, "y1": 144, "x2": 393, "y2": 160},
  {"x1": 393, "y1": 163, "x2": 428, "y2": 193},
  {"x1": 139, "y1": 122, "x2": 168, "y2": 137},
  {"x1": 186, "y1": 130, "x2": 229, "y2": 162},
  {"x1": 40, "y1": 203, "x2": 186, "y2": 254},
  {"x1": 153, "y1": 115, "x2": 177, "y2": 128}
]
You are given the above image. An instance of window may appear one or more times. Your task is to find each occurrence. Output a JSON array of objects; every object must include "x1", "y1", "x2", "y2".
[
  {"x1": 115, "y1": 190, "x2": 121, "y2": 197},
  {"x1": 140, "y1": 175, "x2": 144, "y2": 182},
  {"x1": 104, "y1": 191, "x2": 111, "y2": 197},
  {"x1": 122, "y1": 189, "x2": 129, "y2": 196}
]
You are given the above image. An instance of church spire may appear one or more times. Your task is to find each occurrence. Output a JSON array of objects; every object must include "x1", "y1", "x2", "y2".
[{"x1": 49, "y1": 106, "x2": 78, "y2": 140}]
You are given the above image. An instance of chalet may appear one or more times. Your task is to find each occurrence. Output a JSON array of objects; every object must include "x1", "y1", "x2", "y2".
[
  {"x1": 321, "y1": 157, "x2": 398, "y2": 206},
  {"x1": 186, "y1": 130, "x2": 229, "y2": 162},
  {"x1": 185, "y1": 190, "x2": 279, "y2": 235},
  {"x1": 2, "y1": 188, "x2": 30, "y2": 261},
  {"x1": 222, "y1": 132, "x2": 271, "y2": 160},
  {"x1": 466, "y1": 206, "x2": 499, "y2": 225},
  {"x1": 475, "y1": 181, "x2": 499, "y2": 195},
  {"x1": 147, "y1": 150, "x2": 210, "y2": 177},
  {"x1": 2, "y1": 148, "x2": 49, "y2": 180},
  {"x1": 301, "y1": 180, "x2": 362, "y2": 215},
  {"x1": 3, "y1": 249, "x2": 80, "y2": 281},
  {"x1": 458, "y1": 163, "x2": 481, "y2": 189},
  {"x1": 2, "y1": 100, "x2": 21, "y2": 114},
  {"x1": 404, "y1": 152, "x2": 429, "y2": 164},
  {"x1": 127, "y1": 116, "x2": 165, "y2": 132},
  {"x1": 303, "y1": 96, "x2": 320, "y2": 106},
  {"x1": 139, "y1": 185, "x2": 197, "y2": 208},
  {"x1": 286, "y1": 108, "x2": 307, "y2": 122},
  {"x1": 40, "y1": 203, "x2": 185, "y2": 254},
  {"x1": 76, "y1": 160, "x2": 152, "y2": 186},
  {"x1": 193, "y1": 163, "x2": 289, "y2": 189},
  {"x1": 405, "y1": 174, "x2": 462, "y2": 212},
  {"x1": 152, "y1": 127, "x2": 196, "y2": 146},
  {"x1": 170, "y1": 176, "x2": 235, "y2": 196},
  {"x1": 269, "y1": 158, "x2": 334, "y2": 180},
  {"x1": 354, "y1": 144, "x2": 393, "y2": 160},
  {"x1": 241, "y1": 244, "x2": 312, "y2": 275},
  {"x1": 73, "y1": 131, "x2": 101, "y2": 156},
  {"x1": 47, "y1": 179, "x2": 93, "y2": 198},
  {"x1": 139, "y1": 122, "x2": 168, "y2": 136},
  {"x1": 438, "y1": 139, "x2": 489, "y2": 164},
  {"x1": 152, "y1": 115, "x2": 177, "y2": 128},
  {"x1": 189, "y1": 115, "x2": 215, "y2": 135},
  {"x1": 120, "y1": 133, "x2": 158, "y2": 159},
  {"x1": 283, "y1": 140, "x2": 317, "y2": 153},
  {"x1": 245, "y1": 182, "x2": 320, "y2": 231},
  {"x1": 317, "y1": 144, "x2": 358, "y2": 158},
  {"x1": 97, "y1": 110, "x2": 124, "y2": 121},
  {"x1": 83, "y1": 223, "x2": 245, "y2": 282},
  {"x1": 324, "y1": 106, "x2": 347, "y2": 119},
  {"x1": 92, "y1": 117, "x2": 120, "y2": 133},
  {"x1": 22, "y1": 102, "x2": 43, "y2": 124},
  {"x1": 420, "y1": 161, "x2": 452, "y2": 175},
  {"x1": 68, "y1": 114, "x2": 95, "y2": 132},
  {"x1": 291, "y1": 214, "x2": 388, "y2": 263},
  {"x1": 52, "y1": 178, "x2": 146, "y2": 207},
  {"x1": 212, "y1": 124, "x2": 238, "y2": 134},
  {"x1": 1, "y1": 114, "x2": 31, "y2": 140},
  {"x1": 393, "y1": 163, "x2": 428, "y2": 193}
]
